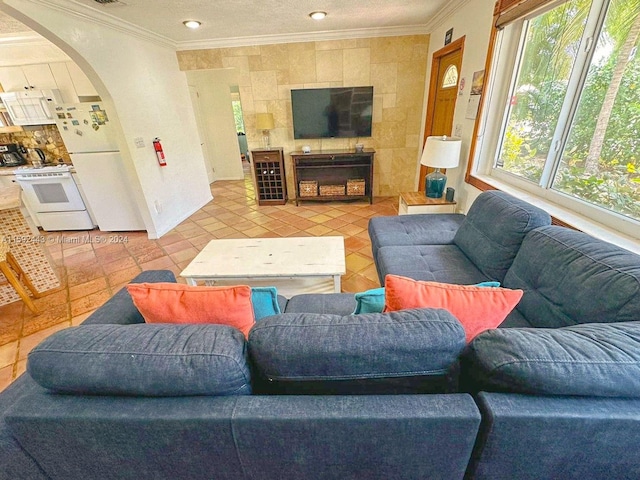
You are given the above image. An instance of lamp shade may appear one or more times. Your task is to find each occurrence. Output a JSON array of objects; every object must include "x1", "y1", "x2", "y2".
[
  {"x1": 256, "y1": 113, "x2": 275, "y2": 130},
  {"x1": 420, "y1": 136, "x2": 461, "y2": 169}
]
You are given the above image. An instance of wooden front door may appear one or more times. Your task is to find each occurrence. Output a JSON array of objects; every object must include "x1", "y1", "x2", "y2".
[{"x1": 419, "y1": 37, "x2": 465, "y2": 191}]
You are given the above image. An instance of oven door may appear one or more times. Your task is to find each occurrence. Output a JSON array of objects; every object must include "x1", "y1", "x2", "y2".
[{"x1": 16, "y1": 172, "x2": 87, "y2": 213}]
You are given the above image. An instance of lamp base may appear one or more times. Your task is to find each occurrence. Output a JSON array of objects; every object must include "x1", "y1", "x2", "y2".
[
  {"x1": 262, "y1": 131, "x2": 271, "y2": 149},
  {"x1": 425, "y1": 169, "x2": 447, "y2": 198}
]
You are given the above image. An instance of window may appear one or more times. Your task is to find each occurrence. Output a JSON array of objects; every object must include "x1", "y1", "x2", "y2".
[
  {"x1": 231, "y1": 100, "x2": 245, "y2": 133},
  {"x1": 490, "y1": 0, "x2": 640, "y2": 234},
  {"x1": 442, "y1": 65, "x2": 459, "y2": 88}
]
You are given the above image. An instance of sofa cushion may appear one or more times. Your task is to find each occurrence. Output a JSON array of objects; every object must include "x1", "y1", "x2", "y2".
[
  {"x1": 503, "y1": 225, "x2": 640, "y2": 328},
  {"x1": 284, "y1": 293, "x2": 357, "y2": 316},
  {"x1": 453, "y1": 191, "x2": 551, "y2": 282},
  {"x1": 248, "y1": 309, "x2": 466, "y2": 394},
  {"x1": 499, "y1": 308, "x2": 534, "y2": 328},
  {"x1": 383, "y1": 275, "x2": 523, "y2": 342},
  {"x1": 375, "y1": 244, "x2": 491, "y2": 286},
  {"x1": 368, "y1": 213, "x2": 465, "y2": 257},
  {"x1": 27, "y1": 324, "x2": 252, "y2": 396},
  {"x1": 462, "y1": 322, "x2": 640, "y2": 397},
  {"x1": 127, "y1": 282, "x2": 255, "y2": 337}
]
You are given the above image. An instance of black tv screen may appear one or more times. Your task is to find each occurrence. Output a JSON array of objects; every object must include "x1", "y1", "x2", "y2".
[{"x1": 291, "y1": 86, "x2": 373, "y2": 139}]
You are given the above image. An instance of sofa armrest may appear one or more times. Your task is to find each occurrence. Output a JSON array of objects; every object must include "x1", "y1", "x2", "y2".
[
  {"x1": 461, "y1": 321, "x2": 640, "y2": 397},
  {"x1": 467, "y1": 392, "x2": 640, "y2": 480},
  {"x1": 5, "y1": 393, "x2": 480, "y2": 480},
  {"x1": 0, "y1": 376, "x2": 50, "y2": 480},
  {"x1": 81, "y1": 270, "x2": 176, "y2": 326}
]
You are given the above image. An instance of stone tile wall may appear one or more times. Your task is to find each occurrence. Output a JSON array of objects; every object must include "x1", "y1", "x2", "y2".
[
  {"x1": 177, "y1": 35, "x2": 429, "y2": 196},
  {"x1": 0, "y1": 124, "x2": 71, "y2": 165}
]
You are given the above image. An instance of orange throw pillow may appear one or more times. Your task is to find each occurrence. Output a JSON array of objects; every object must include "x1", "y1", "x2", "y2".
[
  {"x1": 127, "y1": 283, "x2": 255, "y2": 338},
  {"x1": 383, "y1": 275, "x2": 523, "y2": 342}
]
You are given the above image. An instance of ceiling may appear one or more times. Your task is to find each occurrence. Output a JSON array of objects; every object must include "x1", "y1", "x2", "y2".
[{"x1": 0, "y1": 0, "x2": 449, "y2": 47}]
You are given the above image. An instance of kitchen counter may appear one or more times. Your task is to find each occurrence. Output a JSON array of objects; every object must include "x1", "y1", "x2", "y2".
[
  {"x1": 0, "y1": 185, "x2": 60, "y2": 308},
  {"x1": 0, "y1": 167, "x2": 21, "y2": 176}
]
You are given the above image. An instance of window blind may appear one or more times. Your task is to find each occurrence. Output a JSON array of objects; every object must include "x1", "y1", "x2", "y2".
[{"x1": 495, "y1": 0, "x2": 568, "y2": 28}]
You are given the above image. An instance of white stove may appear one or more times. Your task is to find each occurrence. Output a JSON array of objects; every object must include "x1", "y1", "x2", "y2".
[
  {"x1": 14, "y1": 164, "x2": 72, "y2": 178},
  {"x1": 14, "y1": 164, "x2": 95, "y2": 231}
]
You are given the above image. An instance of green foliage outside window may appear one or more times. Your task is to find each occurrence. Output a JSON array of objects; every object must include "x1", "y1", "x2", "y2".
[
  {"x1": 232, "y1": 100, "x2": 245, "y2": 133},
  {"x1": 497, "y1": 0, "x2": 640, "y2": 222}
]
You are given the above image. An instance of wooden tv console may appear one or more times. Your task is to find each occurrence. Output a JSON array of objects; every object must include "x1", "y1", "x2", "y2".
[{"x1": 291, "y1": 149, "x2": 375, "y2": 206}]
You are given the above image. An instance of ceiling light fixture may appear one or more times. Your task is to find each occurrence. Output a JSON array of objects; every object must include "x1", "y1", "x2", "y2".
[
  {"x1": 309, "y1": 11, "x2": 327, "y2": 20},
  {"x1": 183, "y1": 20, "x2": 202, "y2": 29}
]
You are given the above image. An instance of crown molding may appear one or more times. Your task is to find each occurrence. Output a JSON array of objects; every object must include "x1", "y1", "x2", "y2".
[
  {"x1": 5, "y1": 0, "x2": 177, "y2": 49},
  {"x1": 175, "y1": 24, "x2": 429, "y2": 51},
  {"x1": 424, "y1": 0, "x2": 477, "y2": 32}
]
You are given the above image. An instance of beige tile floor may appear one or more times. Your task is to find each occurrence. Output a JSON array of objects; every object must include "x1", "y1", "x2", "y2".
[{"x1": 0, "y1": 169, "x2": 397, "y2": 392}]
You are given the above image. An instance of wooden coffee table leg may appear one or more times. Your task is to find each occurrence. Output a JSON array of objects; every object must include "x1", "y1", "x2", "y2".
[{"x1": 333, "y1": 274, "x2": 341, "y2": 293}]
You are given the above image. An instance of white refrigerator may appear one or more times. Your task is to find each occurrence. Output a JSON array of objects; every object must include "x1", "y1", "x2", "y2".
[{"x1": 53, "y1": 103, "x2": 145, "y2": 232}]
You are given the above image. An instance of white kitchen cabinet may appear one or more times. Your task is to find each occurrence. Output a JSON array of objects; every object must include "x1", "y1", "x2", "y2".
[
  {"x1": 65, "y1": 62, "x2": 99, "y2": 98},
  {"x1": 0, "y1": 66, "x2": 28, "y2": 92},
  {"x1": 0, "y1": 62, "x2": 98, "y2": 103},
  {"x1": 0, "y1": 175, "x2": 17, "y2": 188},
  {"x1": 21, "y1": 64, "x2": 58, "y2": 90},
  {"x1": 48, "y1": 62, "x2": 78, "y2": 103},
  {"x1": 0, "y1": 64, "x2": 57, "y2": 91}
]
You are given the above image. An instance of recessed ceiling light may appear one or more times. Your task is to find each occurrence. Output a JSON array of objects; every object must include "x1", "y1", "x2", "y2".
[
  {"x1": 309, "y1": 11, "x2": 327, "y2": 20},
  {"x1": 183, "y1": 20, "x2": 202, "y2": 29}
]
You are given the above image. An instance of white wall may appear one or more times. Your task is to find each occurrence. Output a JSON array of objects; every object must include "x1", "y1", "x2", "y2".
[
  {"x1": 187, "y1": 69, "x2": 244, "y2": 181},
  {"x1": 2, "y1": 0, "x2": 212, "y2": 238},
  {"x1": 423, "y1": 0, "x2": 495, "y2": 213}
]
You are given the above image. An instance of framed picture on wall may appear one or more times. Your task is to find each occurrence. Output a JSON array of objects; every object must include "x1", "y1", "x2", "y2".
[{"x1": 445, "y1": 28, "x2": 453, "y2": 45}]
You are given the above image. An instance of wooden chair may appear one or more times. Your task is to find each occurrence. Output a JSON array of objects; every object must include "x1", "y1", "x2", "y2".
[{"x1": 0, "y1": 237, "x2": 40, "y2": 314}]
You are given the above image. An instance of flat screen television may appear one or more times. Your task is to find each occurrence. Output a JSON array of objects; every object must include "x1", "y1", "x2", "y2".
[{"x1": 291, "y1": 86, "x2": 373, "y2": 139}]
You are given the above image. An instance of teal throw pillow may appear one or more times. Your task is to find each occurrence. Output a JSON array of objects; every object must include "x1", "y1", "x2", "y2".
[
  {"x1": 351, "y1": 282, "x2": 501, "y2": 315},
  {"x1": 251, "y1": 287, "x2": 281, "y2": 320},
  {"x1": 474, "y1": 281, "x2": 501, "y2": 288},
  {"x1": 353, "y1": 287, "x2": 386, "y2": 314}
]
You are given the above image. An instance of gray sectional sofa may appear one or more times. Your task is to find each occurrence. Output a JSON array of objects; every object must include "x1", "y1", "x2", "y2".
[
  {"x1": 0, "y1": 190, "x2": 639, "y2": 479},
  {"x1": 369, "y1": 190, "x2": 640, "y2": 478},
  {"x1": 0, "y1": 270, "x2": 480, "y2": 480}
]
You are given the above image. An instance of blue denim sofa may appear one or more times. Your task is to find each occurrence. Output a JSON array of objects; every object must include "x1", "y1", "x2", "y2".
[
  {"x1": 2, "y1": 191, "x2": 639, "y2": 480},
  {"x1": 369, "y1": 190, "x2": 640, "y2": 479},
  {"x1": 0, "y1": 270, "x2": 481, "y2": 480}
]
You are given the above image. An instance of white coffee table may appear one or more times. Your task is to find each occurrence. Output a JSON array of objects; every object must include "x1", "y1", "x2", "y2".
[{"x1": 180, "y1": 236, "x2": 346, "y2": 297}]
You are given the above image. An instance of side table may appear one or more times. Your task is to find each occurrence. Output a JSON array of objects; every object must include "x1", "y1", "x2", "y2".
[{"x1": 398, "y1": 192, "x2": 456, "y2": 215}]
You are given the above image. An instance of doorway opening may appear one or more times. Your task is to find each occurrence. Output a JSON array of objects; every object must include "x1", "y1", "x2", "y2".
[
  {"x1": 231, "y1": 86, "x2": 248, "y2": 165},
  {"x1": 419, "y1": 36, "x2": 465, "y2": 191}
]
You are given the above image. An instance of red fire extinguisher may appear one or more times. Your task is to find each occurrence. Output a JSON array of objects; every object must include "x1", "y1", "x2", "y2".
[{"x1": 153, "y1": 138, "x2": 166, "y2": 166}]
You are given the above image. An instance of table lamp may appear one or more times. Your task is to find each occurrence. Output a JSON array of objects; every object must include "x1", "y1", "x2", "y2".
[
  {"x1": 256, "y1": 113, "x2": 275, "y2": 149},
  {"x1": 420, "y1": 135, "x2": 461, "y2": 198}
]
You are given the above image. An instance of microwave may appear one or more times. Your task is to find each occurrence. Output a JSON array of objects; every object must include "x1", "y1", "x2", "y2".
[{"x1": 0, "y1": 89, "x2": 62, "y2": 126}]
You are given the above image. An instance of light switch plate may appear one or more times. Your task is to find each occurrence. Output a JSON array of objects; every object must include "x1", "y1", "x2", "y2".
[{"x1": 134, "y1": 137, "x2": 145, "y2": 148}]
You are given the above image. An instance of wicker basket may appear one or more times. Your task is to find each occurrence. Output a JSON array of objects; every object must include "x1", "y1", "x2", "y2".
[
  {"x1": 299, "y1": 180, "x2": 318, "y2": 197},
  {"x1": 347, "y1": 179, "x2": 366, "y2": 196},
  {"x1": 319, "y1": 184, "x2": 346, "y2": 196}
]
